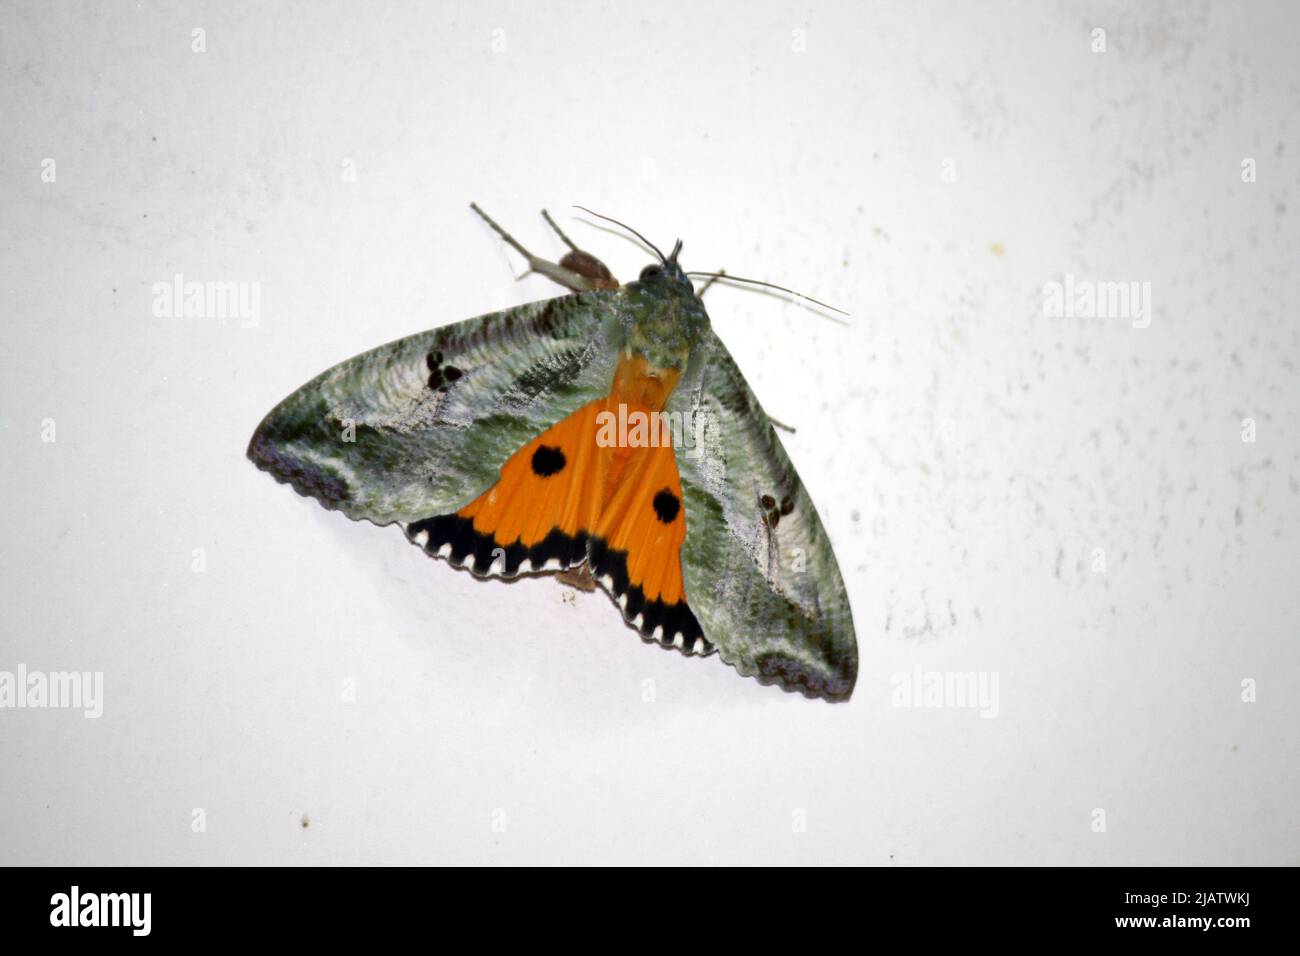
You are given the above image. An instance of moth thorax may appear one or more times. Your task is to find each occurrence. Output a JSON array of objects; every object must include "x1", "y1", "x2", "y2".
[{"x1": 611, "y1": 351, "x2": 681, "y2": 412}]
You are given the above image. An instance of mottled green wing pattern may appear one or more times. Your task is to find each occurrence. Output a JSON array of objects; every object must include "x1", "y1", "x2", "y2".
[
  {"x1": 670, "y1": 330, "x2": 858, "y2": 701},
  {"x1": 247, "y1": 292, "x2": 622, "y2": 524}
]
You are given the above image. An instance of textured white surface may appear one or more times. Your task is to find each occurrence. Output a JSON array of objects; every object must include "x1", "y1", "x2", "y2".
[{"x1": 1, "y1": 0, "x2": 1296, "y2": 864}]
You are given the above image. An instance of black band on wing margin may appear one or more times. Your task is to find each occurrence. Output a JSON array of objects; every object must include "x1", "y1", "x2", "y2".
[
  {"x1": 405, "y1": 513, "x2": 588, "y2": 576},
  {"x1": 587, "y1": 536, "x2": 713, "y2": 658}
]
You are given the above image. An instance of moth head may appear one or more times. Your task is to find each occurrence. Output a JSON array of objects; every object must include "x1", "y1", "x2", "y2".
[
  {"x1": 622, "y1": 240, "x2": 709, "y2": 369},
  {"x1": 633, "y1": 238, "x2": 685, "y2": 284}
]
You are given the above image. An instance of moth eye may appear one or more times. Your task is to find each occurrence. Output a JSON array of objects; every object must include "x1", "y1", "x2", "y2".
[{"x1": 639, "y1": 265, "x2": 663, "y2": 281}]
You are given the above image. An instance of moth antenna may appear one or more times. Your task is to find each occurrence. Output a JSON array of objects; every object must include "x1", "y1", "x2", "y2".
[
  {"x1": 768, "y1": 416, "x2": 797, "y2": 434},
  {"x1": 685, "y1": 272, "x2": 850, "y2": 321},
  {"x1": 571, "y1": 205, "x2": 666, "y2": 263}
]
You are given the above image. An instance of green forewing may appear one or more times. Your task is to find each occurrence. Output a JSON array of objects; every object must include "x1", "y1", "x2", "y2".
[
  {"x1": 669, "y1": 330, "x2": 858, "y2": 701},
  {"x1": 247, "y1": 292, "x2": 621, "y2": 523}
]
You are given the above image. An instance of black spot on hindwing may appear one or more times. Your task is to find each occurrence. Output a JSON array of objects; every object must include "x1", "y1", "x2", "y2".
[
  {"x1": 531, "y1": 445, "x2": 566, "y2": 477},
  {"x1": 652, "y1": 488, "x2": 680, "y2": 524}
]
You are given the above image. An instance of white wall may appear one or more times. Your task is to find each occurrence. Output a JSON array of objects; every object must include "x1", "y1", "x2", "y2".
[{"x1": 1, "y1": 0, "x2": 1295, "y2": 864}]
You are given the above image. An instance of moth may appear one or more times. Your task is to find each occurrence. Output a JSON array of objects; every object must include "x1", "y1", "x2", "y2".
[{"x1": 247, "y1": 205, "x2": 858, "y2": 700}]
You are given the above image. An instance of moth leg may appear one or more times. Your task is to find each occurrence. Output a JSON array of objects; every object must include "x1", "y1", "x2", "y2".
[
  {"x1": 540, "y1": 209, "x2": 620, "y2": 290},
  {"x1": 695, "y1": 268, "x2": 727, "y2": 297},
  {"x1": 470, "y1": 202, "x2": 604, "y2": 292},
  {"x1": 691, "y1": 266, "x2": 792, "y2": 433}
]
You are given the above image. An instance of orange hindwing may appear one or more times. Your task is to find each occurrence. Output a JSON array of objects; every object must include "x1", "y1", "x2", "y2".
[{"x1": 406, "y1": 354, "x2": 710, "y2": 656}]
